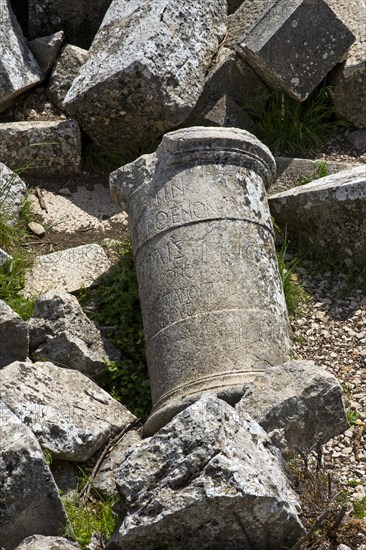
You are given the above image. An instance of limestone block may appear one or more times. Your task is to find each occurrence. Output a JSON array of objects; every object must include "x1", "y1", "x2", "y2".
[
  {"x1": 23, "y1": 244, "x2": 111, "y2": 297},
  {"x1": 47, "y1": 45, "x2": 88, "y2": 111},
  {"x1": 0, "y1": 0, "x2": 43, "y2": 112},
  {"x1": 63, "y1": 0, "x2": 227, "y2": 149},
  {"x1": 229, "y1": 0, "x2": 355, "y2": 101},
  {"x1": 0, "y1": 300, "x2": 29, "y2": 368},
  {"x1": 0, "y1": 402, "x2": 67, "y2": 549},
  {"x1": 0, "y1": 120, "x2": 82, "y2": 177},
  {"x1": 272, "y1": 156, "x2": 356, "y2": 195},
  {"x1": 28, "y1": 0, "x2": 112, "y2": 49},
  {"x1": 28, "y1": 31, "x2": 65, "y2": 75},
  {"x1": 109, "y1": 395, "x2": 304, "y2": 549},
  {"x1": 269, "y1": 165, "x2": 366, "y2": 266},
  {"x1": 14, "y1": 536, "x2": 80, "y2": 550},
  {"x1": 93, "y1": 429, "x2": 142, "y2": 498},
  {"x1": 237, "y1": 360, "x2": 348, "y2": 454},
  {"x1": 0, "y1": 360, "x2": 136, "y2": 461},
  {"x1": 110, "y1": 127, "x2": 291, "y2": 435},
  {"x1": 0, "y1": 162, "x2": 27, "y2": 223},
  {"x1": 28, "y1": 290, "x2": 119, "y2": 377},
  {"x1": 184, "y1": 47, "x2": 265, "y2": 131},
  {"x1": 327, "y1": 0, "x2": 366, "y2": 127}
]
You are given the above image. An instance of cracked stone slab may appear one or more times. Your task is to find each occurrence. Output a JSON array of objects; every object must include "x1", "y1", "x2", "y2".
[
  {"x1": 23, "y1": 244, "x2": 111, "y2": 297},
  {"x1": 0, "y1": 120, "x2": 81, "y2": 177},
  {"x1": 0, "y1": 0, "x2": 43, "y2": 112},
  {"x1": 108, "y1": 395, "x2": 304, "y2": 550},
  {"x1": 0, "y1": 360, "x2": 136, "y2": 461},
  {"x1": 0, "y1": 402, "x2": 67, "y2": 549}
]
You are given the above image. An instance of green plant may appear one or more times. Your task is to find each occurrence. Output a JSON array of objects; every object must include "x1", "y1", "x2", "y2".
[
  {"x1": 80, "y1": 242, "x2": 151, "y2": 418},
  {"x1": 245, "y1": 84, "x2": 348, "y2": 155},
  {"x1": 299, "y1": 160, "x2": 329, "y2": 185},
  {"x1": 346, "y1": 410, "x2": 360, "y2": 426},
  {"x1": 43, "y1": 448, "x2": 53, "y2": 466},
  {"x1": 353, "y1": 496, "x2": 366, "y2": 519},
  {"x1": 276, "y1": 240, "x2": 306, "y2": 317},
  {"x1": 62, "y1": 494, "x2": 118, "y2": 547}
]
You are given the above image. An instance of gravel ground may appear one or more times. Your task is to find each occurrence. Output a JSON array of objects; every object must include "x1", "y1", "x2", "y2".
[{"x1": 291, "y1": 265, "x2": 366, "y2": 549}]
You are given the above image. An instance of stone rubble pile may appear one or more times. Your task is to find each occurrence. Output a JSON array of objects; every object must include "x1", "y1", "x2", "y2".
[{"x1": 1, "y1": 0, "x2": 365, "y2": 548}]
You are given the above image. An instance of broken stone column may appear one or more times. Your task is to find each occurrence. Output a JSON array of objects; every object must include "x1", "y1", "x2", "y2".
[{"x1": 110, "y1": 127, "x2": 291, "y2": 435}]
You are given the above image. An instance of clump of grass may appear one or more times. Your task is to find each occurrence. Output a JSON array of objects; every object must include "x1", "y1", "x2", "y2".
[
  {"x1": 80, "y1": 242, "x2": 150, "y2": 418},
  {"x1": 353, "y1": 497, "x2": 366, "y2": 519},
  {"x1": 346, "y1": 410, "x2": 360, "y2": 426},
  {"x1": 299, "y1": 160, "x2": 329, "y2": 186},
  {"x1": 276, "y1": 237, "x2": 307, "y2": 318},
  {"x1": 245, "y1": 84, "x2": 348, "y2": 155}
]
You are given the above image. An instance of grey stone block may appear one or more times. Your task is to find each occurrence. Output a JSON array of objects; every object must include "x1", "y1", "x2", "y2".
[
  {"x1": 109, "y1": 395, "x2": 304, "y2": 550},
  {"x1": 0, "y1": 162, "x2": 27, "y2": 223},
  {"x1": 237, "y1": 359, "x2": 348, "y2": 454},
  {"x1": 230, "y1": 0, "x2": 355, "y2": 101},
  {"x1": 0, "y1": 0, "x2": 43, "y2": 112},
  {"x1": 63, "y1": 0, "x2": 227, "y2": 149},
  {"x1": 23, "y1": 244, "x2": 111, "y2": 297},
  {"x1": 28, "y1": 0, "x2": 112, "y2": 49},
  {"x1": 0, "y1": 300, "x2": 29, "y2": 368},
  {"x1": 0, "y1": 402, "x2": 67, "y2": 549},
  {"x1": 0, "y1": 360, "x2": 136, "y2": 461},
  {"x1": 0, "y1": 120, "x2": 82, "y2": 178},
  {"x1": 47, "y1": 44, "x2": 88, "y2": 111},
  {"x1": 110, "y1": 127, "x2": 291, "y2": 435},
  {"x1": 269, "y1": 165, "x2": 366, "y2": 265},
  {"x1": 28, "y1": 290, "x2": 119, "y2": 378},
  {"x1": 28, "y1": 31, "x2": 65, "y2": 76}
]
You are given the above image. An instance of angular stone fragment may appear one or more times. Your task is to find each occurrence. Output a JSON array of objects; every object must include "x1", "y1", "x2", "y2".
[
  {"x1": 0, "y1": 120, "x2": 82, "y2": 177},
  {"x1": 0, "y1": 402, "x2": 67, "y2": 549},
  {"x1": 0, "y1": 247, "x2": 13, "y2": 268},
  {"x1": 93, "y1": 429, "x2": 142, "y2": 498},
  {"x1": 28, "y1": 31, "x2": 65, "y2": 75},
  {"x1": 14, "y1": 536, "x2": 80, "y2": 550},
  {"x1": 23, "y1": 244, "x2": 111, "y2": 297},
  {"x1": 28, "y1": 290, "x2": 119, "y2": 377},
  {"x1": 0, "y1": 0, "x2": 43, "y2": 112},
  {"x1": 109, "y1": 395, "x2": 304, "y2": 550},
  {"x1": 47, "y1": 45, "x2": 88, "y2": 110},
  {"x1": 28, "y1": 0, "x2": 112, "y2": 49},
  {"x1": 0, "y1": 361, "x2": 136, "y2": 461},
  {"x1": 237, "y1": 360, "x2": 348, "y2": 454},
  {"x1": 63, "y1": 0, "x2": 227, "y2": 148},
  {"x1": 184, "y1": 47, "x2": 264, "y2": 131},
  {"x1": 327, "y1": 0, "x2": 366, "y2": 127},
  {"x1": 0, "y1": 300, "x2": 29, "y2": 368},
  {"x1": 0, "y1": 162, "x2": 27, "y2": 223},
  {"x1": 111, "y1": 127, "x2": 291, "y2": 435},
  {"x1": 229, "y1": 0, "x2": 355, "y2": 101},
  {"x1": 269, "y1": 165, "x2": 366, "y2": 266}
]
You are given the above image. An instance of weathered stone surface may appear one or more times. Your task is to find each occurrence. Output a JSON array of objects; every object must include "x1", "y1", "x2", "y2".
[
  {"x1": 23, "y1": 244, "x2": 111, "y2": 297},
  {"x1": 28, "y1": 290, "x2": 119, "y2": 377},
  {"x1": 0, "y1": 247, "x2": 13, "y2": 268},
  {"x1": 0, "y1": 360, "x2": 136, "y2": 461},
  {"x1": 47, "y1": 44, "x2": 88, "y2": 111},
  {"x1": 111, "y1": 127, "x2": 291, "y2": 435},
  {"x1": 28, "y1": 0, "x2": 112, "y2": 49},
  {"x1": 269, "y1": 165, "x2": 366, "y2": 265},
  {"x1": 229, "y1": 0, "x2": 355, "y2": 101},
  {"x1": 327, "y1": 0, "x2": 366, "y2": 127},
  {"x1": 228, "y1": 0, "x2": 244, "y2": 14},
  {"x1": 63, "y1": 0, "x2": 227, "y2": 148},
  {"x1": 0, "y1": 402, "x2": 67, "y2": 549},
  {"x1": 346, "y1": 130, "x2": 366, "y2": 151},
  {"x1": 0, "y1": 0, "x2": 43, "y2": 112},
  {"x1": 0, "y1": 120, "x2": 82, "y2": 177},
  {"x1": 0, "y1": 300, "x2": 29, "y2": 368},
  {"x1": 272, "y1": 157, "x2": 356, "y2": 195},
  {"x1": 14, "y1": 536, "x2": 80, "y2": 550},
  {"x1": 93, "y1": 429, "x2": 142, "y2": 498},
  {"x1": 184, "y1": 47, "x2": 264, "y2": 131},
  {"x1": 28, "y1": 31, "x2": 65, "y2": 75},
  {"x1": 50, "y1": 460, "x2": 79, "y2": 501},
  {"x1": 109, "y1": 395, "x2": 304, "y2": 550},
  {"x1": 0, "y1": 162, "x2": 27, "y2": 222},
  {"x1": 237, "y1": 360, "x2": 348, "y2": 454}
]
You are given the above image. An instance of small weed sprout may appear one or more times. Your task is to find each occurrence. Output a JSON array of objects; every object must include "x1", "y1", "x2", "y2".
[
  {"x1": 346, "y1": 410, "x2": 360, "y2": 426},
  {"x1": 299, "y1": 160, "x2": 329, "y2": 186}
]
